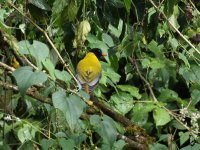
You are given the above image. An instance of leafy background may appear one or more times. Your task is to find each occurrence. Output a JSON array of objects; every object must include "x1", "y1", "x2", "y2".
[{"x1": 0, "y1": 0, "x2": 200, "y2": 150}]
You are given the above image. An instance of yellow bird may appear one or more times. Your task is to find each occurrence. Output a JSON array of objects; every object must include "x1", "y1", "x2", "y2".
[{"x1": 76, "y1": 48, "x2": 106, "y2": 94}]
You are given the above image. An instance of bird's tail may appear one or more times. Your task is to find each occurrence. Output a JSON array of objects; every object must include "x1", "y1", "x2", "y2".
[{"x1": 85, "y1": 84, "x2": 89, "y2": 94}]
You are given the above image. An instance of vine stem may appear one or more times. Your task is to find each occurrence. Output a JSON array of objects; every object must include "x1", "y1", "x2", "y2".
[
  {"x1": 8, "y1": 2, "x2": 80, "y2": 88},
  {"x1": 129, "y1": 56, "x2": 158, "y2": 102},
  {"x1": 148, "y1": 0, "x2": 200, "y2": 55}
]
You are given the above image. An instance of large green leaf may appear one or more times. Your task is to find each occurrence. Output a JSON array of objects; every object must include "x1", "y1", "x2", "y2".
[
  {"x1": 52, "y1": 91, "x2": 86, "y2": 132},
  {"x1": 12, "y1": 66, "x2": 48, "y2": 95},
  {"x1": 179, "y1": 64, "x2": 200, "y2": 85},
  {"x1": 42, "y1": 58, "x2": 55, "y2": 80},
  {"x1": 117, "y1": 85, "x2": 141, "y2": 99},
  {"x1": 40, "y1": 139, "x2": 56, "y2": 150},
  {"x1": 164, "y1": 0, "x2": 177, "y2": 17},
  {"x1": 18, "y1": 40, "x2": 49, "y2": 69},
  {"x1": 29, "y1": 0, "x2": 51, "y2": 11},
  {"x1": 109, "y1": 92, "x2": 134, "y2": 115},
  {"x1": 191, "y1": 89, "x2": 200, "y2": 106},
  {"x1": 102, "y1": 33, "x2": 114, "y2": 47},
  {"x1": 153, "y1": 107, "x2": 171, "y2": 126},
  {"x1": 97, "y1": 115, "x2": 117, "y2": 147},
  {"x1": 131, "y1": 103, "x2": 156, "y2": 126},
  {"x1": 17, "y1": 124, "x2": 38, "y2": 143},
  {"x1": 52, "y1": 0, "x2": 68, "y2": 23},
  {"x1": 148, "y1": 40, "x2": 164, "y2": 58},
  {"x1": 54, "y1": 69, "x2": 72, "y2": 82},
  {"x1": 179, "y1": 132, "x2": 190, "y2": 146},
  {"x1": 149, "y1": 143, "x2": 168, "y2": 150},
  {"x1": 58, "y1": 138, "x2": 75, "y2": 150},
  {"x1": 101, "y1": 62, "x2": 121, "y2": 86},
  {"x1": 123, "y1": 0, "x2": 131, "y2": 13}
]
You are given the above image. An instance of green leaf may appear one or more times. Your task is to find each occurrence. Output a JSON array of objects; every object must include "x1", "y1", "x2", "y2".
[
  {"x1": 87, "y1": 36, "x2": 109, "y2": 55},
  {"x1": 42, "y1": 58, "x2": 55, "y2": 80},
  {"x1": 101, "y1": 62, "x2": 121, "y2": 86},
  {"x1": 169, "y1": 14, "x2": 180, "y2": 30},
  {"x1": 141, "y1": 58, "x2": 151, "y2": 68},
  {"x1": 108, "y1": 20, "x2": 123, "y2": 38},
  {"x1": 52, "y1": 0, "x2": 68, "y2": 23},
  {"x1": 18, "y1": 141, "x2": 35, "y2": 150},
  {"x1": 97, "y1": 115, "x2": 117, "y2": 147},
  {"x1": 52, "y1": 91, "x2": 86, "y2": 132},
  {"x1": 17, "y1": 124, "x2": 37, "y2": 143},
  {"x1": 148, "y1": 40, "x2": 164, "y2": 58},
  {"x1": 124, "y1": 0, "x2": 131, "y2": 13},
  {"x1": 102, "y1": 33, "x2": 114, "y2": 47},
  {"x1": 180, "y1": 143, "x2": 200, "y2": 150},
  {"x1": 150, "y1": 58, "x2": 165, "y2": 69},
  {"x1": 18, "y1": 40, "x2": 49, "y2": 69},
  {"x1": 178, "y1": 53, "x2": 190, "y2": 68},
  {"x1": 90, "y1": 115, "x2": 101, "y2": 126},
  {"x1": 179, "y1": 65, "x2": 200, "y2": 85},
  {"x1": 54, "y1": 69, "x2": 72, "y2": 82},
  {"x1": 18, "y1": 40, "x2": 31, "y2": 54},
  {"x1": 29, "y1": 41, "x2": 49, "y2": 68},
  {"x1": 117, "y1": 85, "x2": 141, "y2": 99},
  {"x1": 29, "y1": 0, "x2": 51, "y2": 11},
  {"x1": 169, "y1": 38, "x2": 179, "y2": 51},
  {"x1": 113, "y1": 140, "x2": 126, "y2": 150},
  {"x1": 109, "y1": 92, "x2": 134, "y2": 115},
  {"x1": 149, "y1": 143, "x2": 168, "y2": 150},
  {"x1": 131, "y1": 103, "x2": 156, "y2": 126},
  {"x1": 170, "y1": 120, "x2": 186, "y2": 130},
  {"x1": 40, "y1": 139, "x2": 56, "y2": 150},
  {"x1": 164, "y1": 0, "x2": 177, "y2": 17},
  {"x1": 158, "y1": 89, "x2": 180, "y2": 102},
  {"x1": 58, "y1": 138, "x2": 75, "y2": 150},
  {"x1": 153, "y1": 107, "x2": 171, "y2": 126},
  {"x1": 191, "y1": 89, "x2": 200, "y2": 106},
  {"x1": 179, "y1": 132, "x2": 190, "y2": 146},
  {"x1": 12, "y1": 66, "x2": 47, "y2": 95}
]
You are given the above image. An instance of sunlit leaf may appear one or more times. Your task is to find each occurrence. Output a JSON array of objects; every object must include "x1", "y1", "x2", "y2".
[
  {"x1": 117, "y1": 85, "x2": 141, "y2": 99},
  {"x1": 109, "y1": 92, "x2": 134, "y2": 115},
  {"x1": 131, "y1": 103, "x2": 156, "y2": 126},
  {"x1": 29, "y1": 0, "x2": 51, "y2": 11},
  {"x1": 102, "y1": 33, "x2": 114, "y2": 47},
  {"x1": 153, "y1": 107, "x2": 171, "y2": 126},
  {"x1": 179, "y1": 132, "x2": 190, "y2": 146}
]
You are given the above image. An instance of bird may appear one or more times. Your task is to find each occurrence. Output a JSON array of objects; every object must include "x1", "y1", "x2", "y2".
[{"x1": 76, "y1": 48, "x2": 106, "y2": 95}]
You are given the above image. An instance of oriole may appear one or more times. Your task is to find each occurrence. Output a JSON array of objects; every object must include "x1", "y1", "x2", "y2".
[{"x1": 76, "y1": 48, "x2": 106, "y2": 94}]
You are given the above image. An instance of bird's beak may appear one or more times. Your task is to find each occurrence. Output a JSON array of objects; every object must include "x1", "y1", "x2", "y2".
[{"x1": 102, "y1": 53, "x2": 107, "y2": 56}]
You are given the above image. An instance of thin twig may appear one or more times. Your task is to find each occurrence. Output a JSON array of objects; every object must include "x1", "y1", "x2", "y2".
[
  {"x1": 0, "y1": 81, "x2": 52, "y2": 104},
  {"x1": 0, "y1": 62, "x2": 15, "y2": 72},
  {"x1": 128, "y1": 56, "x2": 157, "y2": 102}
]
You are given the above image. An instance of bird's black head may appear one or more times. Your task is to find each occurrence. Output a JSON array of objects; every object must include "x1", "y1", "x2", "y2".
[{"x1": 89, "y1": 48, "x2": 106, "y2": 58}]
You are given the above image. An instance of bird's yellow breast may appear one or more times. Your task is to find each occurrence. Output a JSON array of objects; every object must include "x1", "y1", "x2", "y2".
[{"x1": 77, "y1": 52, "x2": 102, "y2": 83}]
